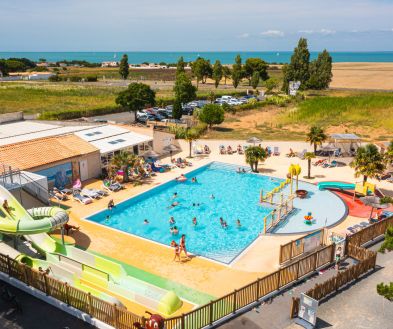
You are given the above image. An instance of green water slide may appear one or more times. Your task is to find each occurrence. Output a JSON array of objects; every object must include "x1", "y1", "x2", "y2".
[{"x1": 0, "y1": 185, "x2": 183, "y2": 315}]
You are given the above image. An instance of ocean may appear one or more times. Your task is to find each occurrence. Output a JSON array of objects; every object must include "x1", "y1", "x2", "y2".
[{"x1": 1, "y1": 51, "x2": 393, "y2": 64}]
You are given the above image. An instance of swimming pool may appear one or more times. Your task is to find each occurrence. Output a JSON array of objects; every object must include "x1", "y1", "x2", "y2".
[{"x1": 87, "y1": 162, "x2": 282, "y2": 264}]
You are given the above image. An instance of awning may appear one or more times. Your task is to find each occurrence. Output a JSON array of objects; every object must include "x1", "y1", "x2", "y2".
[
  {"x1": 330, "y1": 134, "x2": 361, "y2": 141},
  {"x1": 89, "y1": 132, "x2": 152, "y2": 154}
]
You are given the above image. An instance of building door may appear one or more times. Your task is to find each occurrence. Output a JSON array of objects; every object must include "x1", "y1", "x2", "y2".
[{"x1": 79, "y1": 159, "x2": 89, "y2": 181}]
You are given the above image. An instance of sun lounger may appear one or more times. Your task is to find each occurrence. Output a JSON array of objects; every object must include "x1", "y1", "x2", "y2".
[
  {"x1": 49, "y1": 191, "x2": 68, "y2": 201},
  {"x1": 297, "y1": 149, "x2": 307, "y2": 159},
  {"x1": 73, "y1": 193, "x2": 92, "y2": 205},
  {"x1": 53, "y1": 187, "x2": 73, "y2": 195},
  {"x1": 103, "y1": 180, "x2": 123, "y2": 192},
  {"x1": 81, "y1": 189, "x2": 102, "y2": 199},
  {"x1": 273, "y1": 147, "x2": 280, "y2": 156}
]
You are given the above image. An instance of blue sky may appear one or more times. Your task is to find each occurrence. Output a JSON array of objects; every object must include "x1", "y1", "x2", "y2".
[{"x1": 1, "y1": 0, "x2": 393, "y2": 51}]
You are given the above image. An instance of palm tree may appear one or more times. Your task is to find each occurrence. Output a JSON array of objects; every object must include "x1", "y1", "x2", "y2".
[
  {"x1": 304, "y1": 152, "x2": 316, "y2": 178},
  {"x1": 306, "y1": 126, "x2": 327, "y2": 155},
  {"x1": 184, "y1": 128, "x2": 200, "y2": 158},
  {"x1": 245, "y1": 146, "x2": 267, "y2": 172},
  {"x1": 350, "y1": 144, "x2": 386, "y2": 184},
  {"x1": 384, "y1": 140, "x2": 393, "y2": 165},
  {"x1": 109, "y1": 151, "x2": 138, "y2": 183}
]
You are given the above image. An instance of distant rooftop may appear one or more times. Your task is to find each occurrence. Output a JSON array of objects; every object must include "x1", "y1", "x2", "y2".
[{"x1": 330, "y1": 133, "x2": 361, "y2": 141}]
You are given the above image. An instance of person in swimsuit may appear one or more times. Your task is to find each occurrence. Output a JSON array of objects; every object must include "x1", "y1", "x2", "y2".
[
  {"x1": 168, "y1": 201, "x2": 180, "y2": 209},
  {"x1": 172, "y1": 192, "x2": 178, "y2": 199},
  {"x1": 179, "y1": 234, "x2": 189, "y2": 258},
  {"x1": 192, "y1": 217, "x2": 197, "y2": 226},
  {"x1": 169, "y1": 216, "x2": 175, "y2": 225},
  {"x1": 171, "y1": 241, "x2": 181, "y2": 262},
  {"x1": 108, "y1": 199, "x2": 115, "y2": 211},
  {"x1": 220, "y1": 217, "x2": 225, "y2": 227},
  {"x1": 172, "y1": 226, "x2": 179, "y2": 235},
  {"x1": 2, "y1": 200, "x2": 13, "y2": 215},
  {"x1": 236, "y1": 219, "x2": 241, "y2": 228},
  {"x1": 143, "y1": 219, "x2": 149, "y2": 224}
]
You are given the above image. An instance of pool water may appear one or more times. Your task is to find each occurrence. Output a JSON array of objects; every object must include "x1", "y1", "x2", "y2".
[{"x1": 87, "y1": 162, "x2": 283, "y2": 263}]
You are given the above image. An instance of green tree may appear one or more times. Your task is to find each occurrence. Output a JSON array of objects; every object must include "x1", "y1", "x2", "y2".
[
  {"x1": 176, "y1": 56, "x2": 186, "y2": 76},
  {"x1": 308, "y1": 50, "x2": 333, "y2": 89},
  {"x1": 251, "y1": 72, "x2": 260, "y2": 90},
  {"x1": 283, "y1": 38, "x2": 310, "y2": 92},
  {"x1": 350, "y1": 144, "x2": 386, "y2": 183},
  {"x1": 39, "y1": 58, "x2": 47, "y2": 62},
  {"x1": 222, "y1": 66, "x2": 231, "y2": 85},
  {"x1": 212, "y1": 60, "x2": 223, "y2": 88},
  {"x1": 304, "y1": 152, "x2": 316, "y2": 178},
  {"x1": 191, "y1": 57, "x2": 212, "y2": 88},
  {"x1": 184, "y1": 128, "x2": 201, "y2": 158},
  {"x1": 380, "y1": 226, "x2": 393, "y2": 252},
  {"x1": 109, "y1": 151, "x2": 138, "y2": 183},
  {"x1": 264, "y1": 77, "x2": 279, "y2": 94},
  {"x1": 384, "y1": 140, "x2": 393, "y2": 165},
  {"x1": 245, "y1": 146, "x2": 267, "y2": 172},
  {"x1": 377, "y1": 281, "x2": 393, "y2": 301},
  {"x1": 244, "y1": 58, "x2": 269, "y2": 85},
  {"x1": 116, "y1": 83, "x2": 155, "y2": 113},
  {"x1": 232, "y1": 54, "x2": 243, "y2": 88},
  {"x1": 173, "y1": 72, "x2": 196, "y2": 104},
  {"x1": 306, "y1": 126, "x2": 327, "y2": 154},
  {"x1": 198, "y1": 104, "x2": 225, "y2": 129},
  {"x1": 172, "y1": 98, "x2": 183, "y2": 120},
  {"x1": 119, "y1": 54, "x2": 129, "y2": 80},
  {"x1": 0, "y1": 60, "x2": 9, "y2": 76}
]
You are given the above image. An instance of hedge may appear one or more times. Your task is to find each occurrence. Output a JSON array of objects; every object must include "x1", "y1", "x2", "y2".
[{"x1": 39, "y1": 106, "x2": 126, "y2": 120}]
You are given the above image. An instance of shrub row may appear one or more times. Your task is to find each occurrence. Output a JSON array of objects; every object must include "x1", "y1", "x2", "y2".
[
  {"x1": 49, "y1": 75, "x2": 98, "y2": 82},
  {"x1": 39, "y1": 106, "x2": 124, "y2": 120}
]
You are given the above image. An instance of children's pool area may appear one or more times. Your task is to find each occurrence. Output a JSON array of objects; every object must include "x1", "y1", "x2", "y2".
[{"x1": 87, "y1": 162, "x2": 347, "y2": 264}]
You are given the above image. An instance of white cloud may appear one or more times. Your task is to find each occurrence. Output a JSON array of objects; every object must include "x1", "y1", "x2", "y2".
[
  {"x1": 260, "y1": 30, "x2": 284, "y2": 37},
  {"x1": 237, "y1": 33, "x2": 250, "y2": 39},
  {"x1": 298, "y1": 30, "x2": 314, "y2": 34},
  {"x1": 319, "y1": 28, "x2": 336, "y2": 35}
]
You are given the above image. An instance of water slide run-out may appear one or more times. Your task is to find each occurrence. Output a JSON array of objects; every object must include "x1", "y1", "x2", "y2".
[
  {"x1": 0, "y1": 185, "x2": 183, "y2": 316},
  {"x1": 318, "y1": 182, "x2": 356, "y2": 191}
]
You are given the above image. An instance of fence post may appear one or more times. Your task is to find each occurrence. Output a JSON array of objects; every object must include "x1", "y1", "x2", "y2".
[
  {"x1": 65, "y1": 282, "x2": 70, "y2": 305},
  {"x1": 255, "y1": 278, "x2": 261, "y2": 301},
  {"x1": 22, "y1": 263, "x2": 29, "y2": 285},
  {"x1": 43, "y1": 274, "x2": 50, "y2": 296},
  {"x1": 181, "y1": 313, "x2": 185, "y2": 329},
  {"x1": 233, "y1": 290, "x2": 237, "y2": 314},
  {"x1": 209, "y1": 301, "x2": 213, "y2": 326},
  {"x1": 6, "y1": 256, "x2": 11, "y2": 276},
  {"x1": 87, "y1": 292, "x2": 93, "y2": 317},
  {"x1": 113, "y1": 304, "x2": 119, "y2": 328},
  {"x1": 330, "y1": 243, "x2": 336, "y2": 263},
  {"x1": 277, "y1": 270, "x2": 281, "y2": 290}
]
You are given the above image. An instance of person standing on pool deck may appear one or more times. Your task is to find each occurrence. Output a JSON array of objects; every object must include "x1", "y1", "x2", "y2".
[
  {"x1": 179, "y1": 234, "x2": 189, "y2": 259},
  {"x1": 108, "y1": 199, "x2": 115, "y2": 211},
  {"x1": 171, "y1": 241, "x2": 181, "y2": 262}
]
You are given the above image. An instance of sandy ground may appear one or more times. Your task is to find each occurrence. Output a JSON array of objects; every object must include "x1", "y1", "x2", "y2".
[{"x1": 331, "y1": 62, "x2": 393, "y2": 90}]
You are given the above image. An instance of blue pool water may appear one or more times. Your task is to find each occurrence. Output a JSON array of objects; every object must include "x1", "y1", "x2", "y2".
[{"x1": 87, "y1": 162, "x2": 282, "y2": 263}]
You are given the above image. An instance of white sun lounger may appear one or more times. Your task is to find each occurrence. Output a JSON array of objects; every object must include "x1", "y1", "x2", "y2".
[{"x1": 73, "y1": 193, "x2": 93, "y2": 205}]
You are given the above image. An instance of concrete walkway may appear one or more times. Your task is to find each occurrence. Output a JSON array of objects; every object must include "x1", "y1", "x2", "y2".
[
  {"x1": 220, "y1": 242, "x2": 393, "y2": 329},
  {"x1": 0, "y1": 280, "x2": 92, "y2": 329}
]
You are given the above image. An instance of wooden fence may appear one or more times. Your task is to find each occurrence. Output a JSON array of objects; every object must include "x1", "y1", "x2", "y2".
[
  {"x1": 164, "y1": 244, "x2": 335, "y2": 329},
  {"x1": 0, "y1": 254, "x2": 141, "y2": 328},
  {"x1": 346, "y1": 216, "x2": 393, "y2": 247},
  {"x1": 304, "y1": 243, "x2": 377, "y2": 301},
  {"x1": 279, "y1": 229, "x2": 326, "y2": 265}
]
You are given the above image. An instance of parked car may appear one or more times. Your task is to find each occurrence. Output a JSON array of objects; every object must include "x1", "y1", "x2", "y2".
[
  {"x1": 157, "y1": 110, "x2": 169, "y2": 118},
  {"x1": 182, "y1": 106, "x2": 194, "y2": 115},
  {"x1": 137, "y1": 114, "x2": 148, "y2": 123},
  {"x1": 227, "y1": 99, "x2": 242, "y2": 106}
]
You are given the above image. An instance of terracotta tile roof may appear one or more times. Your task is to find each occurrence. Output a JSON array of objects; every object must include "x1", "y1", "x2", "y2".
[{"x1": 0, "y1": 134, "x2": 99, "y2": 171}]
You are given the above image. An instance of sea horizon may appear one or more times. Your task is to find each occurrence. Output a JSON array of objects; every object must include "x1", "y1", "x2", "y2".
[{"x1": 1, "y1": 51, "x2": 393, "y2": 64}]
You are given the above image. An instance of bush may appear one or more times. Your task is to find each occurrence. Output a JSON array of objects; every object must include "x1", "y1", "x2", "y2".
[
  {"x1": 69, "y1": 76, "x2": 82, "y2": 82},
  {"x1": 85, "y1": 75, "x2": 98, "y2": 82},
  {"x1": 380, "y1": 226, "x2": 393, "y2": 253},
  {"x1": 48, "y1": 74, "x2": 62, "y2": 82}
]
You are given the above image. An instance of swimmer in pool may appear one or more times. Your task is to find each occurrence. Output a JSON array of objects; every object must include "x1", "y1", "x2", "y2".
[
  {"x1": 169, "y1": 216, "x2": 176, "y2": 225},
  {"x1": 210, "y1": 194, "x2": 215, "y2": 199},
  {"x1": 143, "y1": 219, "x2": 149, "y2": 225},
  {"x1": 192, "y1": 217, "x2": 197, "y2": 226},
  {"x1": 172, "y1": 226, "x2": 179, "y2": 235},
  {"x1": 220, "y1": 217, "x2": 225, "y2": 227},
  {"x1": 105, "y1": 215, "x2": 110, "y2": 222},
  {"x1": 168, "y1": 201, "x2": 180, "y2": 209},
  {"x1": 236, "y1": 219, "x2": 241, "y2": 227},
  {"x1": 191, "y1": 177, "x2": 198, "y2": 183},
  {"x1": 172, "y1": 192, "x2": 178, "y2": 199}
]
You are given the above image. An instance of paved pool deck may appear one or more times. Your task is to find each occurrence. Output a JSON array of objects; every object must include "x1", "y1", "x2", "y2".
[{"x1": 53, "y1": 137, "x2": 393, "y2": 315}]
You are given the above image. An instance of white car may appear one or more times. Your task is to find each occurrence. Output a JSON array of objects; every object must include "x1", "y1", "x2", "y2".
[{"x1": 227, "y1": 99, "x2": 242, "y2": 106}]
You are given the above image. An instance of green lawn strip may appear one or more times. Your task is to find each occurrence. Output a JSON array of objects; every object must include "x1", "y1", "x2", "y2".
[{"x1": 85, "y1": 248, "x2": 215, "y2": 305}]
